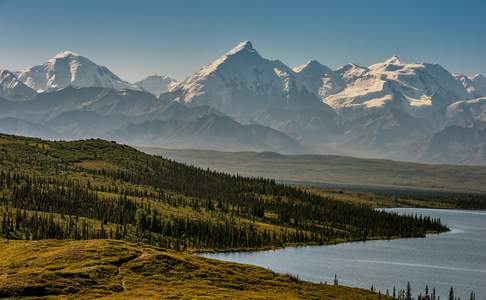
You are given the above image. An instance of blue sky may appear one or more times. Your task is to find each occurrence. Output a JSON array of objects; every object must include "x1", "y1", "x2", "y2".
[{"x1": 1, "y1": 0, "x2": 485, "y2": 81}]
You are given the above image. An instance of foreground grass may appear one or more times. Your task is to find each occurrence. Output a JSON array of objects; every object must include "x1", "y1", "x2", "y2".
[{"x1": 0, "y1": 239, "x2": 389, "y2": 299}]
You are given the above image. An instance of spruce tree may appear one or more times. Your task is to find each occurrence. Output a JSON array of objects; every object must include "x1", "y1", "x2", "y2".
[
  {"x1": 406, "y1": 282, "x2": 412, "y2": 300},
  {"x1": 469, "y1": 291, "x2": 475, "y2": 300}
]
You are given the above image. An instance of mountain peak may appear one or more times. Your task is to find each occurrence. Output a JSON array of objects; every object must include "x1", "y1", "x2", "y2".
[
  {"x1": 54, "y1": 50, "x2": 81, "y2": 59},
  {"x1": 134, "y1": 74, "x2": 178, "y2": 96},
  {"x1": 226, "y1": 40, "x2": 255, "y2": 55},
  {"x1": 384, "y1": 55, "x2": 402, "y2": 65},
  {"x1": 0, "y1": 69, "x2": 15, "y2": 79},
  {"x1": 293, "y1": 60, "x2": 327, "y2": 73},
  {"x1": 18, "y1": 50, "x2": 140, "y2": 92},
  {"x1": 472, "y1": 74, "x2": 485, "y2": 81},
  {"x1": 0, "y1": 69, "x2": 37, "y2": 101},
  {"x1": 337, "y1": 63, "x2": 367, "y2": 74},
  {"x1": 305, "y1": 59, "x2": 321, "y2": 66},
  {"x1": 140, "y1": 74, "x2": 174, "y2": 81}
]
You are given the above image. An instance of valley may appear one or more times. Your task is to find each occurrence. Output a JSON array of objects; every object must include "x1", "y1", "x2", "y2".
[{"x1": 143, "y1": 147, "x2": 486, "y2": 196}]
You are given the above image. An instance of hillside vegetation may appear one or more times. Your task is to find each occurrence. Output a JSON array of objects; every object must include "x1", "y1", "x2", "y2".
[{"x1": 0, "y1": 134, "x2": 446, "y2": 251}]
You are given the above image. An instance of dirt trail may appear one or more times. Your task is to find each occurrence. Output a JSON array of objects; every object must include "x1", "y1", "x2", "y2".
[{"x1": 116, "y1": 250, "x2": 147, "y2": 292}]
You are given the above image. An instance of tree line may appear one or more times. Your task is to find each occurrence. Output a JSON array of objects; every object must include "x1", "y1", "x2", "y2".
[
  {"x1": 331, "y1": 275, "x2": 477, "y2": 300},
  {"x1": 0, "y1": 163, "x2": 447, "y2": 250}
]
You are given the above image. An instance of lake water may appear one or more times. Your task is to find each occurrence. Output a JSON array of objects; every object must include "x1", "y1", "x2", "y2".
[{"x1": 201, "y1": 208, "x2": 486, "y2": 299}]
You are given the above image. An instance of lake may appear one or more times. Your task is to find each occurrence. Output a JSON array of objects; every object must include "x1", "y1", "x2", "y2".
[{"x1": 200, "y1": 208, "x2": 486, "y2": 299}]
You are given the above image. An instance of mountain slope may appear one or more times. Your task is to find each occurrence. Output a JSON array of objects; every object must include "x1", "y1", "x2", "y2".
[
  {"x1": 471, "y1": 74, "x2": 486, "y2": 96},
  {"x1": 134, "y1": 74, "x2": 178, "y2": 96},
  {"x1": 107, "y1": 113, "x2": 306, "y2": 153},
  {"x1": 293, "y1": 60, "x2": 345, "y2": 99},
  {"x1": 0, "y1": 87, "x2": 305, "y2": 153},
  {"x1": 0, "y1": 69, "x2": 37, "y2": 101},
  {"x1": 1, "y1": 87, "x2": 164, "y2": 122},
  {"x1": 453, "y1": 73, "x2": 485, "y2": 98},
  {"x1": 249, "y1": 108, "x2": 339, "y2": 152},
  {"x1": 337, "y1": 108, "x2": 434, "y2": 156},
  {"x1": 0, "y1": 117, "x2": 57, "y2": 139},
  {"x1": 446, "y1": 97, "x2": 486, "y2": 128},
  {"x1": 422, "y1": 125, "x2": 486, "y2": 164},
  {"x1": 17, "y1": 51, "x2": 140, "y2": 92}
]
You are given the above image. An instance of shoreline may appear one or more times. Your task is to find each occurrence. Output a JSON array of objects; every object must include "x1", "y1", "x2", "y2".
[
  {"x1": 195, "y1": 207, "x2": 455, "y2": 254},
  {"x1": 195, "y1": 230, "x2": 448, "y2": 254},
  {"x1": 196, "y1": 208, "x2": 484, "y2": 300}
]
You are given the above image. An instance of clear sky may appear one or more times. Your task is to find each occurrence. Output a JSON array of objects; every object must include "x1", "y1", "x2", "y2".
[{"x1": 1, "y1": 0, "x2": 485, "y2": 82}]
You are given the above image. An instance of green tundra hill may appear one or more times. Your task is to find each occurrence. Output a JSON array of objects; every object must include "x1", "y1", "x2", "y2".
[
  {"x1": 0, "y1": 133, "x2": 445, "y2": 299},
  {"x1": 0, "y1": 239, "x2": 390, "y2": 299}
]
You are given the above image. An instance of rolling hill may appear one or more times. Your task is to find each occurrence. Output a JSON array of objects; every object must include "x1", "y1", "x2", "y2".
[{"x1": 0, "y1": 239, "x2": 389, "y2": 299}]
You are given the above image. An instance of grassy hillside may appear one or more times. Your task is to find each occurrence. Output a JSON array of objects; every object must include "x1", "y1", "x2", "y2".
[
  {"x1": 0, "y1": 239, "x2": 390, "y2": 299},
  {"x1": 0, "y1": 134, "x2": 446, "y2": 251},
  {"x1": 142, "y1": 147, "x2": 486, "y2": 193}
]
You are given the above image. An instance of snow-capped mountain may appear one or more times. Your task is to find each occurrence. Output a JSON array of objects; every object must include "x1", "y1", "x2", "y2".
[
  {"x1": 169, "y1": 41, "x2": 324, "y2": 118},
  {"x1": 293, "y1": 60, "x2": 345, "y2": 99},
  {"x1": 17, "y1": 51, "x2": 140, "y2": 92},
  {"x1": 171, "y1": 41, "x2": 475, "y2": 121},
  {"x1": 453, "y1": 73, "x2": 486, "y2": 99},
  {"x1": 0, "y1": 69, "x2": 37, "y2": 101},
  {"x1": 325, "y1": 56, "x2": 470, "y2": 116},
  {"x1": 471, "y1": 74, "x2": 486, "y2": 95},
  {"x1": 336, "y1": 63, "x2": 370, "y2": 85},
  {"x1": 134, "y1": 75, "x2": 178, "y2": 96},
  {"x1": 153, "y1": 41, "x2": 486, "y2": 163},
  {"x1": 446, "y1": 97, "x2": 486, "y2": 129}
]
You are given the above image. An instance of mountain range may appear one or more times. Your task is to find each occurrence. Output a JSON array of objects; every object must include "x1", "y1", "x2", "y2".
[{"x1": 1, "y1": 41, "x2": 485, "y2": 164}]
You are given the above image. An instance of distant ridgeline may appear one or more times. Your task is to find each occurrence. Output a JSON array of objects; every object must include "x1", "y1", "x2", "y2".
[{"x1": 0, "y1": 134, "x2": 447, "y2": 251}]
